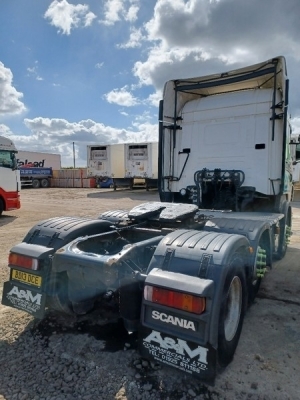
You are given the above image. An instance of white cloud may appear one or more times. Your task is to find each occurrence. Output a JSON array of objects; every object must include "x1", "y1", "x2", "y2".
[
  {"x1": 125, "y1": 4, "x2": 139, "y2": 22},
  {"x1": 100, "y1": 0, "x2": 124, "y2": 26},
  {"x1": 133, "y1": 45, "x2": 215, "y2": 89},
  {"x1": 120, "y1": 111, "x2": 129, "y2": 116},
  {"x1": 0, "y1": 62, "x2": 26, "y2": 116},
  {"x1": 100, "y1": 0, "x2": 140, "y2": 26},
  {"x1": 117, "y1": 27, "x2": 144, "y2": 49},
  {"x1": 145, "y1": 0, "x2": 300, "y2": 62},
  {"x1": 27, "y1": 61, "x2": 43, "y2": 81},
  {"x1": 44, "y1": 0, "x2": 96, "y2": 35},
  {"x1": 145, "y1": 0, "x2": 210, "y2": 43},
  {"x1": 147, "y1": 91, "x2": 162, "y2": 108},
  {"x1": 0, "y1": 124, "x2": 15, "y2": 136},
  {"x1": 104, "y1": 87, "x2": 139, "y2": 106},
  {"x1": 95, "y1": 62, "x2": 104, "y2": 69}
]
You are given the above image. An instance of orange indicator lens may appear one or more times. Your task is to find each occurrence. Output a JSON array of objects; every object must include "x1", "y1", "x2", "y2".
[{"x1": 8, "y1": 253, "x2": 39, "y2": 270}]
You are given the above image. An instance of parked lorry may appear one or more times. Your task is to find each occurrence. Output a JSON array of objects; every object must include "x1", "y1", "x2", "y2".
[
  {"x1": 118, "y1": 142, "x2": 158, "y2": 190},
  {"x1": 0, "y1": 136, "x2": 21, "y2": 216},
  {"x1": 17, "y1": 150, "x2": 61, "y2": 170},
  {"x1": 290, "y1": 133, "x2": 300, "y2": 188},
  {"x1": 87, "y1": 143, "x2": 125, "y2": 188},
  {"x1": 19, "y1": 166, "x2": 53, "y2": 188},
  {"x1": 1, "y1": 56, "x2": 294, "y2": 382}
]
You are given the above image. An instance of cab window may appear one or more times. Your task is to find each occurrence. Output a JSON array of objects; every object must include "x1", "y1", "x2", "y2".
[{"x1": 0, "y1": 151, "x2": 14, "y2": 168}]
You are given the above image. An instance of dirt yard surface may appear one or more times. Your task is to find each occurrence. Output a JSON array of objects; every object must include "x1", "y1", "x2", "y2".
[{"x1": 0, "y1": 188, "x2": 300, "y2": 400}]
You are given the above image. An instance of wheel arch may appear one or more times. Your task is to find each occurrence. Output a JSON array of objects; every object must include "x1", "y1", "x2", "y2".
[{"x1": 22, "y1": 216, "x2": 114, "y2": 250}]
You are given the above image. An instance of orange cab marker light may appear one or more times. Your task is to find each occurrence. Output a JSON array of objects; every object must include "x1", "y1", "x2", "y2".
[
  {"x1": 8, "y1": 253, "x2": 39, "y2": 271},
  {"x1": 144, "y1": 285, "x2": 205, "y2": 314}
]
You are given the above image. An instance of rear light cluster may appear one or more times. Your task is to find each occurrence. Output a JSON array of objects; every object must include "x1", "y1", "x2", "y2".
[
  {"x1": 8, "y1": 253, "x2": 39, "y2": 271},
  {"x1": 144, "y1": 285, "x2": 206, "y2": 314}
]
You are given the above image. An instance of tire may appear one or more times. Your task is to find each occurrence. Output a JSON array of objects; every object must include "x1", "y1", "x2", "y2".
[
  {"x1": 248, "y1": 236, "x2": 269, "y2": 304},
  {"x1": 218, "y1": 256, "x2": 247, "y2": 367},
  {"x1": 32, "y1": 179, "x2": 40, "y2": 189},
  {"x1": 46, "y1": 273, "x2": 74, "y2": 315},
  {"x1": 0, "y1": 198, "x2": 3, "y2": 216},
  {"x1": 41, "y1": 178, "x2": 49, "y2": 188},
  {"x1": 275, "y1": 204, "x2": 292, "y2": 260}
]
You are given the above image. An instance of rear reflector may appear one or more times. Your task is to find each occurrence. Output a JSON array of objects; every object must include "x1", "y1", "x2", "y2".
[
  {"x1": 8, "y1": 253, "x2": 39, "y2": 271},
  {"x1": 144, "y1": 285, "x2": 205, "y2": 314}
]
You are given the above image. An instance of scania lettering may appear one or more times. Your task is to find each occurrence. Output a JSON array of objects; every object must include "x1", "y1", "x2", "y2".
[
  {"x1": 1, "y1": 56, "x2": 294, "y2": 382},
  {"x1": 151, "y1": 310, "x2": 196, "y2": 331},
  {"x1": 0, "y1": 136, "x2": 20, "y2": 216}
]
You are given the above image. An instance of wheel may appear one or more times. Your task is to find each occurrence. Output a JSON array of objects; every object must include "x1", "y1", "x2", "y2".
[
  {"x1": 275, "y1": 203, "x2": 292, "y2": 260},
  {"x1": 46, "y1": 273, "x2": 74, "y2": 315},
  {"x1": 248, "y1": 246, "x2": 265, "y2": 304},
  {"x1": 0, "y1": 198, "x2": 3, "y2": 216},
  {"x1": 41, "y1": 178, "x2": 49, "y2": 188},
  {"x1": 32, "y1": 179, "x2": 40, "y2": 189},
  {"x1": 218, "y1": 255, "x2": 247, "y2": 367},
  {"x1": 276, "y1": 215, "x2": 291, "y2": 260}
]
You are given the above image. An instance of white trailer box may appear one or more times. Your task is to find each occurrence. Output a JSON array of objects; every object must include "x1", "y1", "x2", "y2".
[
  {"x1": 124, "y1": 142, "x2": 158, "y2": 179},
  {"x1": 291, "y1": 133, "x2": 300, "y2": 185},
  {"x1": 17, "y1": 151, "x2": 61, "y2": 170},
  {"x1": 87, "y1": 144, "x2": 125, "y2": 178}
]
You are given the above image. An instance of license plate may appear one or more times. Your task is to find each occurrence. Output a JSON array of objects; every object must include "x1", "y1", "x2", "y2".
[{"x1": 11, "y1": 269, "x2": 42, "y2": 287}]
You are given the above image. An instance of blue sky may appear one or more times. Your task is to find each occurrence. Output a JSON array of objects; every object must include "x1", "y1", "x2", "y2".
[{"x1": 1, "y1": 0, "x2": 300, "y2": 167}]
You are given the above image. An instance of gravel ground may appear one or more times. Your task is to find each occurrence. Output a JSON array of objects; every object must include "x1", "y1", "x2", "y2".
[{"x1": 1, "y1": 188, "x2": 300, "y2": 400}]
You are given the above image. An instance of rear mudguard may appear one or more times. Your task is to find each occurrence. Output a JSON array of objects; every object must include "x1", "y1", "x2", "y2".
[
  {"x1": 141, "y1": 229, "x2": 251, "y2": 367},
  {"x1": 22, "y1": 216, "x2": 114, "y2": 300},
  {"x1": 139, "y1": 230, "x2": 250, "y2": 382},
  {"x1": 2, "y1": 243, "x2": 54, "y2": 318},
  {"x1": 2, "y1": 217, "x2": 113, "y2": 318},
  {"x1": 139, "y1": 268, "x2": 217, "y2": 381}
]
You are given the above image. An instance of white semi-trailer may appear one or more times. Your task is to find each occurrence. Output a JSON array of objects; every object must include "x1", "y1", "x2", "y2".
[
  {"x1": 2, "y1": 56, "x2": 294, "y2": 383},
  {"x1": 87, "y1": 144, "x2": 125, "y2": 186},
  {"x1": 17, "y1": 150, "x2": 61, "y2": 170},
  {"x1": 291, "y1": 133, "x2": 300, "y2": 187},
  {"x1": 123, "y1": 142, "x2": 158, "y2": 190}
]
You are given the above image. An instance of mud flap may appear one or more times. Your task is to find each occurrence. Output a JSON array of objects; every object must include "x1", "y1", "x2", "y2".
[
  {"x1": 138, "y1": 268, "x2": 217, "y2": 381},
  {"x1": 139, "y1": 325, "x2": 217, "y2": 381},
  {"x1": 2, "y1": 281, "x2": 47, "y2": 319}
]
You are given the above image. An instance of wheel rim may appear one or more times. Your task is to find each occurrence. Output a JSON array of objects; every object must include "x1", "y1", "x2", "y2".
[
  {"x1": 253, "y1": 245, "x2": 267, "y2": 284},
  {"x1": 224, "y1": 276, "x2": 242, "y2": 341}
]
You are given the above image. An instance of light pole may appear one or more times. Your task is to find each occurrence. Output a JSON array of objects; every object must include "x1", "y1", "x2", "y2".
[{"x1": 73, "y1": 141, "x2": 76, "y2": 168}]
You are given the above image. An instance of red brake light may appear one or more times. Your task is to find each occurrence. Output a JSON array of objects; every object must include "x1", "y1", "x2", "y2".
[
  {"x1": 9, "y1": 253, "x2": 39, "y2": 270},
  {"x1": 144, "y1": 285, "x2": 205, "y2": 314}
]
